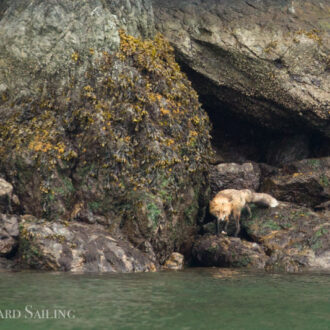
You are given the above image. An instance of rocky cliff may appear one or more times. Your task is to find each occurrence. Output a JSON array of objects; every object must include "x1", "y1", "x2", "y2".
[{"x1": 0, "y1": 0, "x2": 329, "y2": 273}]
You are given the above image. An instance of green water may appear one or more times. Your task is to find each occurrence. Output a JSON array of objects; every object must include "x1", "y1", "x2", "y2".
[{"x1": 0, "y1": 268, "x2": 329, "y2": 330}]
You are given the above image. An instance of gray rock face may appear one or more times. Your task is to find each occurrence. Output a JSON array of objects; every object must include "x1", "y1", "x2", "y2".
[
  {"x1": 153, "y1": 0, "x2": 330, "y2": 137},
  {"x1": 19, "y1": 216, "x2": 157, "y2": 272},
  {"x1": 210, "y1": 162, "x2": 260, "y2": 197},
  {"x1": 0, "y1": 0, "x2": 154, "y2": 104},
  {"x1": 0, "y1": 214, "x2": 19, "y2": 256}
]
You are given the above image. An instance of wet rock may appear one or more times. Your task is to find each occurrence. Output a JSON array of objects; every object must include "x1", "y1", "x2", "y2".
[
  {"x1": 19, "y1": 217, "x2": 157, "y2": 273},
  {"x1": 163, "y1": 252, "x2": 184, "y2": 270},
  {"x1": 192, "y1": 234, "x2": 268, "y2": 269},
  {"x1": 265, "y1": 249, "x2": 330, "y2": 273},
  {"x1": 241, "y1": 202, "x2": 330, "y2": 272},
  {"x1": 0, "y1": 214, "x2": 19, "y2": 256},
  {"x1": 154, "y1": 0, "x2": 330, "y2": 137},
  {"x1": 210, "y1": 162, "x2": 260, "y2": 197},
  {"x1": 262, "y1": 157, "x2": 330, "y2": 207},
  {"x1": 0, "y1": 257, "x2": 17, "y2": 271}
]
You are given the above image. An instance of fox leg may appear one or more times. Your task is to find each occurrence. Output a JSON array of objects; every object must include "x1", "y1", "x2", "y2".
[
  {"x1": 216, "y1": 218, "x2": 220, "y2": 235},
  {"x1": 246, "y1": 204, "x2": 252, "y2": 218},
  {"x1": 233, "y1": 210, "x2": 241, "y2": 237},
  {"x1": 224, "y1": 217, "x2": 229, "y2": 233}
]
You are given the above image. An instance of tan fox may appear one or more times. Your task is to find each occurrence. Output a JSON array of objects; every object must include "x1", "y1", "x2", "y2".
[{"x1": 209, "y1": 189, "x2": 279, "y2": 236}]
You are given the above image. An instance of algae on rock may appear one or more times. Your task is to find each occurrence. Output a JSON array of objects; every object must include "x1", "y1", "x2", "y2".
[{"x1": 0, "y1": 31, "x2": 212, "y2": 265}]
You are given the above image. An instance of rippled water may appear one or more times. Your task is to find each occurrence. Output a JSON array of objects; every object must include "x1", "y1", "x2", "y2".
[{"x1": 0, "y1": 268, "x2": 329, "y2": 329}]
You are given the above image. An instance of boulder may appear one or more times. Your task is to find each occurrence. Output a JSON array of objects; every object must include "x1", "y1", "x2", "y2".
[
  {"x1": 163, "y1": 252, "x2": 184, "y2": 270},
  {"x1": 154, "y1": 0, "x2": 330, "y2": 137},
  {"x1": 0, "y1": 0, "x2": 212, "y2": 267},
  {"x1": 0, "y1": 178, "x2": 13, "y2": 213},
  {"x1": 210, "y1": 162, "x2": 260, "y2": 197},
  {"x1": 0, "y1": 214, "x2": 19, "y2": 256},
  {"x1": 19, "y1": 216, "x2": 157, "y2": 272},
  {"x1": 241, "y1": 202, "x2": 330, "y2": 272},
  {"x1": 192, "y1": 234, "x2": 268, "y2": 269},
  {"x1": 262, "y1": 157, "x2": 330, "y2": 207},
  {"x1": 265, "y1": 249, "x2": 330, "y2": 273},
  {"x1": 0, "y1": 178, "x2": 20, "y2": 214},
  {"x1": 202, "y1": 200, "x2": 330, "y2": 272}
]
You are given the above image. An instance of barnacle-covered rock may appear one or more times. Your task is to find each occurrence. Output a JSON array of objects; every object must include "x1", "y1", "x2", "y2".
[{"x1": 0, "y1": 17, "x2": 212, "y2": 267}]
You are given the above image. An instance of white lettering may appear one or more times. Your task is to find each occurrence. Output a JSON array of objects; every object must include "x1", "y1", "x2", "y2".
[{"x1": 24, "y1": 305, "x2": 33, "y2": 319}]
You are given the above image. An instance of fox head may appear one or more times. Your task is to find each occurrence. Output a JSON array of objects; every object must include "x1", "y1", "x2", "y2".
[{"x1": 209, "y1": 199, "x2": 232, "y2": 221}]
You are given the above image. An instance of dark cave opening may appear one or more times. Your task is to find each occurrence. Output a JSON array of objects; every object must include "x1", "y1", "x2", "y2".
[
  {"x1": 178, "y1": 60, "x2": 330, "y2": 166},
  {"x1": 200, "y1": 92, "x2": 330, "y2": 165},
  {"x1": 179, "y1": 58, "x2": 330, "y2": 241}
]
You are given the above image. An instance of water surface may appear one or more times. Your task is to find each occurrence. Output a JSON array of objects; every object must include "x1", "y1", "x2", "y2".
[{"x1": 0, "y1": 268, "x2": 329, "y2": 329}]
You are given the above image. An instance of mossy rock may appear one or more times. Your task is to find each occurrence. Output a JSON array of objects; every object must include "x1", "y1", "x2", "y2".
[{"x1": 241, "y1": 202, "x2": 330, "y2": 271}]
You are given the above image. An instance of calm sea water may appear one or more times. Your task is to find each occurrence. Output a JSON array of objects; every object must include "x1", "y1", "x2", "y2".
[{"x1": 0, "y1": 268, "x2": 329, "y2": 330}]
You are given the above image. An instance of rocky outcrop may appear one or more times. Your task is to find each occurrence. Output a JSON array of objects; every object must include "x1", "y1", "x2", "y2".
[
  {"x1": 0, "y1": 178, "x2": 19, "y2": 267},
  {"x1": 163, "y1": 252, "x2": 184, "y2": 270},
  {"x1": 19, "y1": 216, "x2": 157, "y2": 272},
  {"x1": 200, "y1": 201, "x2": 330, "y2": 272},
  {"x1": 210, "y1": 162, "x2": 260, "y2": 197},
  {"x1": 153, "y1": 0, "x2": 330, "y2": 137},
  {"x1": 0, "y1": 178, "x2": 20, "y2": 213},
  {"x1": 0, "y1": 0, "x2": 212, "y2": 270},
  {"x1": 0, "y1": 214, "x2": 19, "y2": 257},
  {"x1": 0, "y1": 0, "x2": 328, "y2": 274},
  {"x1": 0, "y1": 178, "x2": 13, "y2": 213},
  {"x1": 242, "y1": 202, "x2": 330, "y2": 272},
  {"x1": 192, "y1": 234, "x2": 268, "y2": 269},
  {"x1": 262, "y1": 157, "x2": 330, "y2": 207},
  {"x1": 0, "y1": 0, "x2": 154, "y2": 104}
]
